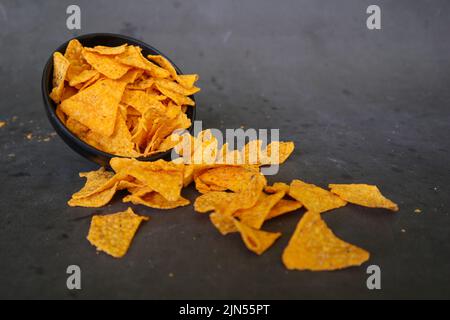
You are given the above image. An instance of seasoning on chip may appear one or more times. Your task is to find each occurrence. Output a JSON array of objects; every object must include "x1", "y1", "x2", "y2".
[
  {"x1": 87, "y1": 207, "x2": 149, "y2": 258},
  {"x1": 51, "y1": 40, "x2": 200, "y2": 157},
  {"x1": 0, "y1": 121, "x2": 6, "y2": 128},
  {"x1": 289, "y1": 179, "x2": 347, "y2": 213},
  {"x1": 329, "y1": 184, "x2": 399, "y2": 212},
  {"x1": 265, "y1": 182, "x2": 290, "y2": 194},
  {"x1": 209, "y1": 212, "x2": 239, "y2": 235},
  {"x1": 282, "y1": 211, "x2": 370, "y2": 271}
]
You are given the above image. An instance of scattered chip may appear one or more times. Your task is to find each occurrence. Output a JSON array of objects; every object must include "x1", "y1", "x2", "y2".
[
  {"x1": 289, "y1": 179, "x2": 347, "y2": 213},
  {"x1": 0, "y1": 121, "x2": 6, "y2": 128},
  {"x1": 265, "y1": 199, "x2": 303, "y2": 220},
  {"x1": 234, "y1": 220, "x2": 281, "y2": 255},
  {"x1": 87, "y1": 207, "x2": 149, "y2": 258},
  {"x1": 329, "y1": 184, "x2": 399, "y2": 212},
  {"x1": 265, "y1": 182, "x2": 290, "y2": 194},
  {"x1": 282, "y1": 211, "x2": 370, "y2": 271}
]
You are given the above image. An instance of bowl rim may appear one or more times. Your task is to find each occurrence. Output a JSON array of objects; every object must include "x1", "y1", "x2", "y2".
[{"x1": 42, "y1": 32, "x2": 196, "y2": 164}]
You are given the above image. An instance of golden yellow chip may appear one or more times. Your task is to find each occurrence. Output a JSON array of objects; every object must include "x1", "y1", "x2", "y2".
[
  {"x1": 124, "y1": 192, "x2": 190, "y2": 209},
  {"x1": 209, "y1": 212, "x2": 238, "y2": 235},
  {"x1": 61, "y1": 78, "x2": 126, "y2": 137},
  {"x1": 70, "y1": 167, "x2": 114, "y2": 199},
  {"x1": 196, "y1": 166, "x2": 260, "y2": 193},
  {"x1": 329, "y1": 184, "x2": 399, "y2": 211},
  {"x1": 87, "y1": 207, "x2": 149, "y2": 258},
  {"x1": 68, "y1": 182, "x2": 119, "y2": 208},
  {"x1": 110, "y1": 158, "x2": 185, "y2": 202},
  {"x1": 241, "y1": 140, "x2": 264, "y2": 165},
  {"x1": 266, "y1": 199, "x2": 302, "y2": 220},
  {"x1": 147, "y1": 54, "x2": 178, "y2": 79},
  {"x1": 61, "y1": 86, "x2": 78, "y2": 101},
  {"x1": 154, "y1": 78, "x2": 200, "y2": 96},
  {"x1": 116, "y1": 46, "x2": 170, "y2": 78},
  {"x1": 121, "y1": 89, "x2": 165, "y2": 114},
  {"x1": 234, "y1": 220, "x2": 281, "y2": 255},
  {"x1": 49, "y1": 52, "x2": 70, "y2": 103},
  {"x1": 289, "y1": 179, "x2": 347, "y2": 213},
  {"x1": 66, "y1": 117, "x2": 89, "y2": 138},
  {"x1": 235, "y1": 191, "x2": 285, "y2": 229},
  {"x1": 176, "y1": 74, "x2": 199, "y2": 89},
  {"x1": 282, "y1": 211, "x2": 370, "y2": 271},
  {"x1": 194, "y1": 191, "x2": 237, "y2": 213},
  {"x1": 155, "y1": 83, "x2": 195, "y2": 106},
  {"x1": 82, "y1": 49, "x2": 130, "y2": 79},
  {"x1": 85, "y1": 112, "x2": 139, "y2": 157},
  {"x1": 68, "y1": 69, "x2": 99, "y2": 87},
  {"x1": 84, "y1": 44, "x2": 127, "y2": 55},
  {"x1": 262, "y1": 141, "x2": 295, "y2": 165},
  {"x1": 216, "y1": 173, "x2": 267, "y2": 216},
  {"x1": 265, "y1": 182, "x2": 290, "y2": 194},
  {"x1": 78, "y1": 72, "x2": 100, "y2": 91}
]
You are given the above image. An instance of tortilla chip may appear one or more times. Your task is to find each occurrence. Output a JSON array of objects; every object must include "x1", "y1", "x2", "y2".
[
  {"x1": 209, "y1": 212, "x2": 238, "y2": 235},
  {"x1": 266, "y1": 199, "x2": 303, "y2": 220},
  {"x1": 61, "y1": 78, "x2": 126, "y2": 137},
  {"x1": 329, "y1": 184, "x2": 399, "y2": 212},
  {"x1": 196, "y1": 166, "x2": 260, "y2": 193},
  {"x1": 68, "y1": 69, "x2": 99, "y2": 87},
  {"x1": 49, "y1": 52, "x2": 70, "y2": 103},
  {"x1": 289, "y1": 179, "x2": 347, "y2": 213},
  {"x1": 68, "y1": 182, "x2": 119, "y2": 207},
  {"x1": 235, "y1": 191, "x2": 285, "y2": 229},
  {"x1": 69, "y1": 167, "x2": 113, "y2": 198},
  {"x1": 265, "y1": 182, "x2": 290, "y2": 194},
  {"x1": 262, "y1": 141, "x2": 295, "y2": 165},
  {"x1": 234, "y1": 220, "x2": 281, "y2": 255},
  {"x1": 124, "y1": 192, "x2": 190, "y2": 209},
  {"x1": 282, "y1": 211, "x2": 370, "y2": 271},
  {"x1": 87, "y1": 207, "x2": 149, "y2": 258},
  {"x1": 82, "y1": 49, "x2": 130, "y2": 79},
  {"x1": 84, "y1": 44, "x2": 127, "y2": 55},
  {"x1": 194, "y1": 191, "x2": 237, "y2": 213}
]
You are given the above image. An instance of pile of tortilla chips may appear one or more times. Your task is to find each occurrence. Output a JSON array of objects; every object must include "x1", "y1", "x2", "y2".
[
  {"x1": 50, "y1": 40, "x2": 199, "y2": 157},
  {"x1": 70, "y1": 131, "x2": 398, "y2": 270}
]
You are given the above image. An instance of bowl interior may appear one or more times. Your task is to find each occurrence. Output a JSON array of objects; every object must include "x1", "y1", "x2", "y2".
[{"x1": 42, "y1": 33, "x2": 196, "y2": 167}]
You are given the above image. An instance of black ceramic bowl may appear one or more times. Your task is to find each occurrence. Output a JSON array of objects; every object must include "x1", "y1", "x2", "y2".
[{"x1": 42, "y1": 33, "x2": 196, "y2": 167}]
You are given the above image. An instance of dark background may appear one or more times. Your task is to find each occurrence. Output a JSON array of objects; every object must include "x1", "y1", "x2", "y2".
[{"x1": 0, "y1": 0, "x2": 449, "y2": 299}]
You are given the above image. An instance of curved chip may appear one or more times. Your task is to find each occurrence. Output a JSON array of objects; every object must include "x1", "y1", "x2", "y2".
[
  {"x1": 266, "y1": 199, "x2": 303, "y2": 220},
  {"x1": 329, "y1": 184, "x2": 399, "y2": 212},
  {"x1": 194, "y1": 191, "x2": 237, "y2": 213},
  {"x1": 209, "y1": 212, "x2": 238, "y2": 235},
  {"x1": 282, "y1": 211, "x2": 370, "y2": 271},
  {"x1": 84, "y1": 44, "x2": 127, "y2": 55},
  {"x1": 68, "y1": 181, "x2": 119, "y2": 208},
  {"x1": 124, "y1": 192, "x2": 190, "y2": 209},
  {"x1": 234, "y1": 220, "x2": 281, "y2": 255},
  {"x1": 289, "y1": 179, "x2": 347, "y2": 213},
  {"x1": 82, "y1": 50, "x2": 130, "y2": 79},
  {"x1": 49, "y1": 52, "x2": 70, "y2": 103}
]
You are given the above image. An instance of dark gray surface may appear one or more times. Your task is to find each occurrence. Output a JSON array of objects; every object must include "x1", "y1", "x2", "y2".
[{"x1": 0, "y1": 0, "x2": 449, "y2": 299}]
